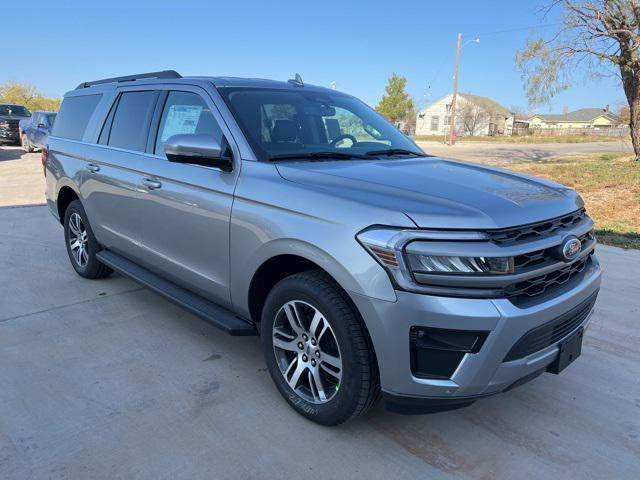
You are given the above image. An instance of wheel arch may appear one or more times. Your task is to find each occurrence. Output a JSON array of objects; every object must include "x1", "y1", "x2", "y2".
[
  {"x1": 246, "y1": 252, "x2": 381, "y2": 375},
  {"x1": 56, "y1": 185, "x2": 80, "y2": 224}
]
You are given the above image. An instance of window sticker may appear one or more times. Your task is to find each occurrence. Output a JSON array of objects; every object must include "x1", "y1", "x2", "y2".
[{"x1": 161, "y1": 105, "x2": 203, "y2": 141}]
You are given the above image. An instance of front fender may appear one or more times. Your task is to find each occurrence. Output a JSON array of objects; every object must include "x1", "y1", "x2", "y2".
[{"x1": 230, "y1": 226, "x2": 399, "y2": 321}]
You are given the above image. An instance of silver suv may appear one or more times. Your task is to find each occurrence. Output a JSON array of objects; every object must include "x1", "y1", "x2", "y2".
[{"x1": 45, "y1": 71, "x2": 601, "y2": 425}]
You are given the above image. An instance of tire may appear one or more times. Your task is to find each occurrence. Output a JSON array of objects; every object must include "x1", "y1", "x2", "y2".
[
  {"x1": 261, "y1": 270, "x2": 379, "y2": 425},
  {"x1": 63, "y1": 199, "x2": 112, "y2": 279},
  {"x1": 21, "y1": 134, "x2": 33, "y2": 153}
]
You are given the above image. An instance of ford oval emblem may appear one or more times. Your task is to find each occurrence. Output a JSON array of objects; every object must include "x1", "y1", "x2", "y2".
[{"x1": 561, "y1": 236, "x2": 582, "y2": 262}]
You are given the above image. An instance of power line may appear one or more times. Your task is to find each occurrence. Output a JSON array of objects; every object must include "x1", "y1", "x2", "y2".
[{"x1": 465, "y1": 22, "x2": 562, "y2": 38}]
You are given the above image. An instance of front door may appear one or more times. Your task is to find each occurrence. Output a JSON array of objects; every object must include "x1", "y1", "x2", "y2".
[{"x1": 127, "y1": 88, "x2": 240, "y2": 307}]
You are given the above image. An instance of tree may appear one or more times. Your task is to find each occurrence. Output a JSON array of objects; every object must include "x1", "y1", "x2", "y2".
[
  {"x1": 0, "y1": 82, "x2": 61, "y2": 111},
  {"x1": 510, "y1": 105, "x2": 533, "y2": 120},
  {"x1": 375, "y1": 74, "x2": 415, "y2": 123},
  {"x1": 618, "y1": 102, "x2": 631, "y2": 123},
  {"x1": 456, "y1": 101, "x2": 489, "y2": 136},
  {"x1": 517, "y1": 0, "x2": 640, "y2": 159}
]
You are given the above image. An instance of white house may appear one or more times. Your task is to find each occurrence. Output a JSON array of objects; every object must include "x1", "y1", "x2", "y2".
[
  {"x1": 415, "y1": 93, "x2": 513, "y2": 137},
  {"x1": 528, "y1": 108, "x2": 624, "y2": 129}
]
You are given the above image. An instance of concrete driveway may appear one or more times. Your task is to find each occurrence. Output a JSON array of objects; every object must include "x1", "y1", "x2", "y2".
[
  {"x1": 415, "y1": 140, "x2": 633, "y2": 165},
  {"x1": 1, "y1": 205, "x2": 639, "y2": 479},
  {"x1": 0, "y1": 146, "x2": 43, "y2": 207},
  {"x1": 1, "y1": 144, "x2": 639, "y2": 478}
]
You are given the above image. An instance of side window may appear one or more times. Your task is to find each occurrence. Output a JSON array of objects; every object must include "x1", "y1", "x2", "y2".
[
  {"x1": 155, "y1": 91, "x2": 223, "y2": 155},
  {"x1": 108, "y1": 91, "x2": 158, "y2": 152},
  {"x1": 52, "y1": 94, "x2": 102, "y2": 140}
]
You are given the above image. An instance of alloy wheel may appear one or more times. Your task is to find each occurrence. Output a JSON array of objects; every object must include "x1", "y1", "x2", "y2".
[
  {"x1": 272, "y1": 300, "x2": 343, "y2": 404},
  {"x1": 68, "y1": 212, "x2": 89, "y2": 268}
]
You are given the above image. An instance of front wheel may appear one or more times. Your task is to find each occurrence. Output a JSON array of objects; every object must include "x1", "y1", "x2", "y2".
[{"x1": 261, "y1": 270, "x2": 379, "y2": 425}]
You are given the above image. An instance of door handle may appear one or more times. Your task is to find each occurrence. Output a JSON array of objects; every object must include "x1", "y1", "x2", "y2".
[
  {"x1": 142, "y1": 178, "x2": 162, "y2": 190},
  {"x1": 86, "y1": 163, "x2": 100, "y2": 173}
]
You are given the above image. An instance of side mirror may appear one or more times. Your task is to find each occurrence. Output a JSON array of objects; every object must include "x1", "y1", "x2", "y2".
[
  {"x1": 164, "y1": 134, "x2": 233, "y2": 172},
  {"x1": 37, "y1": 123, "x2": 47, "y2": 129}
]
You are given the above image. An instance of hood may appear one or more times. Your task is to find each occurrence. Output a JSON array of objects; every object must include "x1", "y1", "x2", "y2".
[{"x1": 275, "y1": 157, "x2": 583, "y2": 229}]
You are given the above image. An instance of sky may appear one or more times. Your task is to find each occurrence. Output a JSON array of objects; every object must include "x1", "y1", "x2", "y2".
[{"x1": 1, "y1": 0, "x2": 624, "y2": 114}]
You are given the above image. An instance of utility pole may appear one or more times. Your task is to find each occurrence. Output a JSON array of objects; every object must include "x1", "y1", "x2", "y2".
[{"x1": 449, "y1": 32, "x2": 463, "y2": 146}]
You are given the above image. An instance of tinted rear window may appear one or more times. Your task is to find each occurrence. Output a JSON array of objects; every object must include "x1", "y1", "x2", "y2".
[
  {"x1": 107, "y1": 91, "x2": 158, "y2": 152},
  {"x1": 52, "y1": 94, "x2": 102, "y2": 140}
]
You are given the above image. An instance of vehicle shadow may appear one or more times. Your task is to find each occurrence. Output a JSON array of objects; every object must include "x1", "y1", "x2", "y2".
[{"x1": 0, "y1": 146, "x2": 25, "y2": 161}]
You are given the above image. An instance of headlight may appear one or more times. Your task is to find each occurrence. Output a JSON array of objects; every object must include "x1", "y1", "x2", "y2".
[
  {"x1": 357, "y1": 227, "x2": 515, "y2": 295},
  {"x1": 406, "y1": 254, "x2": 513, "y2": 274}
]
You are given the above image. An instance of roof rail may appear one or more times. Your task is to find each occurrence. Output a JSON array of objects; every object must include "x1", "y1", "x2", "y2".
[{"x1": 75, "y1": 70, "x2": 182, "y2": 90}]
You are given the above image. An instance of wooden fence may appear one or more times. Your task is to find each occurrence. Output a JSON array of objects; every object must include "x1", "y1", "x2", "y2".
[{"x1": 508, "y1": 127, "x2": 630, "y2": 138}]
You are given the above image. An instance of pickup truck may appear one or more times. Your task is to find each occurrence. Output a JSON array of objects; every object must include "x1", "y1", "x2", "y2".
[
  {"x1": 19, "y1": 110, "x2": 56, "y2": 152},
  {"x1": 0, "y1": 104, "x2": 31, "y2": 145}
]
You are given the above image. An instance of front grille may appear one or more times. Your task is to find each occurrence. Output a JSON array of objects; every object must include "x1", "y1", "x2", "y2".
[
  {"x1": 504, "y1": 291, "x2": 598, "y2": 361},
  {"x1": 489, "y1": 209, "x2": 586, "y2": 246},
  {"x1": 1, "y1": 119, "x2": 20, "y2": 132},
  {"x1": 505, "y1": 256, "x2": 589, "y2": 299},
  {"x1": 513, "y1": 231, "x2": 594, "y2": 272}
]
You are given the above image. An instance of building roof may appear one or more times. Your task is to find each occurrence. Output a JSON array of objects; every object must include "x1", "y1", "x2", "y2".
[
  {"x1": 458, "y1": 93, "x2": 511, "y2": 115},
  {"x1": 419, "y1": 93, "x2": 512, "y2": 116},
  {"x1": 531, "y1": 108, "x2": 621, "y2": 123}
]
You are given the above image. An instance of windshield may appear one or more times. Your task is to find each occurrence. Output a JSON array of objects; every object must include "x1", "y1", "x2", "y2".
[
  {"x1": 0, "y1": 105, "x2": 30, "y2": 117},
  {"x1": 218, "y1": 87, "x2": 423, "y2": 161},
  {"x1": 46, "y1": 113, "x2": 57, "y2": 126}
]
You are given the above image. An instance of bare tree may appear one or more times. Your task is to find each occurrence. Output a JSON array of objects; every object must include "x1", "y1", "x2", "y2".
[
  {"x1": 456, "y1": 101, "x2": 489, "y2": 136},
  {"x1": 516, "y1": 0, "x2": 640, "y2": 159},
  {"x1": 510, "y1": 105, "x2": 533, "y2": 120},
  {"x1": 618, "y1": 102, "x2": 631, "y2": 123}
]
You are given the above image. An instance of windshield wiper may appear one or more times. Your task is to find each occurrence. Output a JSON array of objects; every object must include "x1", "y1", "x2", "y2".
[
  {"x1": 269, "y1": 151, "x2": 368, "y2": 161},
  {"x1": 364, "y1": 148, "x2": 425, "y2": 157}
]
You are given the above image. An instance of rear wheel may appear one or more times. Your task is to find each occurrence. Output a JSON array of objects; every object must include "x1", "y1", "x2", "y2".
[
  {"x1": 261, "y1": 270, "x2": 379, "y2": 425},
  {"x1": 63, "y1": 200, "x2": 112, "y2": 279}
]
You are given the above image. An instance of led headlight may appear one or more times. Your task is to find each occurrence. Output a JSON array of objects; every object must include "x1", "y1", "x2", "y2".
[
  {"x1": 406, "y1": 254, "x2": 513, "y2": 274},
  {"x1": 357, "y1": 227, "x2": 514, "y2": 294}
]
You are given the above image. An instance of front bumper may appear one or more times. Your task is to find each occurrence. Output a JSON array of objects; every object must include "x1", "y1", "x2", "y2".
[
  {"x1": 350, "y1": 254, "x2": 601, "y2": 412},
  {"x1": 0, "y1": 129, "x2": 19, "y2": 142}
]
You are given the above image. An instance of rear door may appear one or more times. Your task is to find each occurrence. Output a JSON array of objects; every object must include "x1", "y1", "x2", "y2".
[
  {"x1": 80, "y1": 89, "x2": 161, "y2": 262},
  {"x1": 127, "y1": 87, "x2": 240, "y2": 307}
]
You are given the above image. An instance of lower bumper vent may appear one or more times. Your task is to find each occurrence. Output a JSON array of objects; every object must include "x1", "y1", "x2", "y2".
[
  {"x1": 410, "y1": 327, "x2": 488, "y2": 379},
  {"x1": 503, "y1": 291, "x2": 598, "y2": 362}
]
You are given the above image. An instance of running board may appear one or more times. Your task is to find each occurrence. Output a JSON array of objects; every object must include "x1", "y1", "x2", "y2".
[{"x1": 96, "y1": 250, "x2": 257, "y2": 336}]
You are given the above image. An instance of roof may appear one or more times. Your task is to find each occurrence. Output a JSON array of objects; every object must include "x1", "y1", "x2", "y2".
[
  {"x1": 71, "y1": 70, "x2": 339, "y2": 96},
  {"x1": 419, "y1": 93, "x2": 511, "y2": 115},
  {"x1": 458, "y1": 93, "x2": 511, "y2": 115},
  {"x1": 530, "y1": 108, "x2": 621, "y2": 123},
  {"x1": 202, "y1": 76, "x2": 341, "y2": 95}
]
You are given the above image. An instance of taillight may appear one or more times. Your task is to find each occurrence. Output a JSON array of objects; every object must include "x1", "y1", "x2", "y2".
[{"x1": 41, "y1": 145, "x2": 49, "y2": 176}]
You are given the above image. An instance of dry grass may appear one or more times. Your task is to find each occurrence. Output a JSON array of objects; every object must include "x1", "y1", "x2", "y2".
[
  {"x1": 507, "y1": 153, "x2": 640, "y2": 249},
  {"x1": 414, "y1": 134, "x2": 624, "y2": 144}
]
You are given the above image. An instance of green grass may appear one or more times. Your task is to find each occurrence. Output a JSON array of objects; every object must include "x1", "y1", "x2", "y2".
[
  {"x1": 506, "y1": 153, "x2": 640, "y2": 249},
  {"x1": 593, "y1": 229, "x2": 640, "y2": 249}
]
